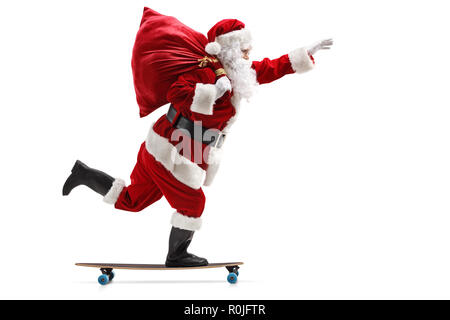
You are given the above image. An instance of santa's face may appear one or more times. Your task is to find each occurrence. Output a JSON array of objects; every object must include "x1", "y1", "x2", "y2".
[{"x1": 217, "y1": 42, "x2": 257, "y2": 101}]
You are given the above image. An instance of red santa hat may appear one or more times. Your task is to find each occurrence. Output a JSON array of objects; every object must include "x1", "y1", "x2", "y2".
[{"x1": 205, "y1": 19, "x2": 252, "y2": 56}]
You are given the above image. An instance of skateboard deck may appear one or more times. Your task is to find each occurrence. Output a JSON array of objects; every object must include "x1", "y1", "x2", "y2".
[{"x1": 76, "y1": 262, "x2": 243, "y2": 285}]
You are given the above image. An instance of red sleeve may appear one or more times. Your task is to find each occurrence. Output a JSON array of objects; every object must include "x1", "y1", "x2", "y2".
[
  {"x1": 251, "y1": 54, "x2": 296, "y2": 85},
  {"x1": 167, "y1": 68, "x2": 216, "y2": 113}
]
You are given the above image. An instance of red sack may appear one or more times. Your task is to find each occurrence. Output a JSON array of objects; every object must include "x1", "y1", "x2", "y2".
[{"x1": 132, "y1": 7, "x2": 209, "y2": 117}]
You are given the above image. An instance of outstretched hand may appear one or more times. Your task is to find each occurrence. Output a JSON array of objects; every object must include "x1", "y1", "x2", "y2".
[{"x1": 307, "y1": 39, "x2": 334, "y2": 56}]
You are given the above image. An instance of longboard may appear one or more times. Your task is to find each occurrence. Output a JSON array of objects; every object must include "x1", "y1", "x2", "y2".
[{"x1": 76, "y1": 262, "x2": 243, "y2": 285}]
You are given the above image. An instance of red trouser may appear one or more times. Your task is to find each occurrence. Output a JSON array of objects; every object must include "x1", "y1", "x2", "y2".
[{"x1": 115, "y1": 143, "x2": 206, "y2": 218}]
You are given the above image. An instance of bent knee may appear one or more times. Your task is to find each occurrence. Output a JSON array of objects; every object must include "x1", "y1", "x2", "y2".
[{"x1": 180, "y1": 190, "x2": 206, "y2": 218}]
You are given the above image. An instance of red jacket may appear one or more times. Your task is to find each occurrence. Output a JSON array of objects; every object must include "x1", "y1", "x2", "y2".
[{"x1": 146, "y1": 47, "x2": 315, "y2": 189}]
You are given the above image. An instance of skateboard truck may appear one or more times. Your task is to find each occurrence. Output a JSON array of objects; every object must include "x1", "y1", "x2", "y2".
[
  {"x1": 226, "y1": 265, "x2": 240, "y2": 274},
  {"x1": 100, "y1": 268, "x2": 113, "y2": 275}
]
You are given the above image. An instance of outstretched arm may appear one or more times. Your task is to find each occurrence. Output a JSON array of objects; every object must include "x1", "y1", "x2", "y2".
[{"x1": 252, "y1": 38, "x2": 333, "y2": 85}]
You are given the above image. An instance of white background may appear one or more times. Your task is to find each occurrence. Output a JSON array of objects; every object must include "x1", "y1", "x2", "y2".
[{"x1": 0, "y1": 0, "x2": 449, "y2": 299}]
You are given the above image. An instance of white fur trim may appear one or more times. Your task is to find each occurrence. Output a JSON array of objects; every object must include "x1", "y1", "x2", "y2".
[
  {"x1": 171, "y1": 211, "x2": 202, "y2": 231},
  {"x1": 205, "y1": 42, "x2": 221, "y2": 55},
  {"x1": 206, "y1": 146, "x2": 223, "y2": 165},
  {"x1": 190, "y1": 83, "x2": 217, "y2": 115},
  {"x1": 216, "y1": 28, "x2": 252, "y2": 50},
  {"x1": 288, "y1": 47, "x2": 314, "y2": 74},
  {"x1": 103, "y1": 179, "x2": 126, "y2": 204},
  {"x1": 223, "y1": 94, "x2": 243, "y2": 133},
  {"x1": 146, "y1": 125, "x2": 206, "y2": 190},
  {"x1": 204, "y1": 164, "x2": 220, "y2": 186},
  {"x1": 204, "y1": 147, "x2": 223, "y2": 186}
]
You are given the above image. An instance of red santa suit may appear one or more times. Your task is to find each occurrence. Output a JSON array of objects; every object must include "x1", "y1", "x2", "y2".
[{"x1": 104, "y1": 20, "x2": 315, "y2": 232}]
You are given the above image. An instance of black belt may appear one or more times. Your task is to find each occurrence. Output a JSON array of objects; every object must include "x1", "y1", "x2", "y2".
[{"x1": 166, "y1": 105, "x2": 226, "y2": 148}]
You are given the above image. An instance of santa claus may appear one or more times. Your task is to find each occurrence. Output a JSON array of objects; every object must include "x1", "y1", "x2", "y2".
[{"x1": 63, "y1": 10, "x2": 333, "y2": 267}]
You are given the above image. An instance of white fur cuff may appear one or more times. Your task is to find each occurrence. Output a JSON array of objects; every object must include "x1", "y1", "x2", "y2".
[
  {"x1": 288, "y1": 47, "x2": 314, "y2": 74},
  {"x1": 190, "y1": 83, "x2": 217, "y2": 115},
  {"x1": 171, "y1": 211, "x2": 203, "y2": 231},
  {"x1": 103, "y1": 179, "x2": 126, "y2": 204}
]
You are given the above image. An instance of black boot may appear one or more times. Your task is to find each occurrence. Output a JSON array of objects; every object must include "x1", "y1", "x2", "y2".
[
  {"x1": 62, "y1": 160, "x2": 114, "y2": 197},
  {"x1": 165, "y1": 227, "x2": 208, "y2": 267}
]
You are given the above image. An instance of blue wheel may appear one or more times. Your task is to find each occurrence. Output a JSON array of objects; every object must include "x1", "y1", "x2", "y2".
[
  {"x1": 108, "y1": 271, "x2": 115, "y2": 281},
  {"x1": 227, "y1": 272, "x2": 238, "y2": 284},
  {"x1": 98, "y1": 274, "x2": 109, "y2": 285}
]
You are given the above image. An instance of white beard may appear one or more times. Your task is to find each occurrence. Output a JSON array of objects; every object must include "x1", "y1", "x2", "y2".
[{"x1": 217, "y1": 41, "x2": 258, "y2": 102}]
